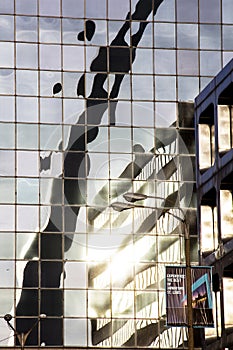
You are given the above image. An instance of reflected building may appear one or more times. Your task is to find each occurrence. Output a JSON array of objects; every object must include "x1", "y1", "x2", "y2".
[
  {"x1": 195, "y1": 58, "x2": 233, "y2": 350},
  {"x1": 0, "y1": 0, "x2": 233, "y2": 348}
]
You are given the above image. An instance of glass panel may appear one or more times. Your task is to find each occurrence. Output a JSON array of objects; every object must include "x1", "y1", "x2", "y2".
[
  {"x1": 223, "y1": 278, "x2": 233, "y2": 327},
  {"x1": 16, "y1": 16, "x2": 38, "y2": 42},
  {"x1": 136, "y1": 291, "x2": 158, "y2": 318},
  {"x1": 63, "y1": 99, "x2": 85, "y2": 124},
  {"x1": 154, "y1": 23, "x2": 175, "y2": 48},
  {"x1": 64, "y1": 262, "x2": 87, "y2": 288},
  {"x1": 155, "y1": 49, "x2": 176, "y2": 75},
  {"x1": 109, "y1": 154, "x2": 132, "y2": 179},
  {"x1": 89, "y1": 20, "x2": 107, "y2": 46},
  {"x1": 177, "y1": 77, "x2": 199, "y2": 101},
  {"x1": 40, "y1": 44, "x2": 61, "y2": 70},
  {"x1": 177, "y1": 50, "x2": 198, "y2": 76},
  {"x1": 40, "y1": 71, "x2": 62, "y2": 97},
  {"x1": 132, "y1": 75, "x2": 153, "y2": 100},
  {"x1": 155, "y1": 0, "x2": 175, "y2": 22},
  {"x1": 17, "y1": 205, "x2": 39, "y2": 231},
  {"x1": 132, "y1": 101, "x2": 154, "y2": 127},
  {"x1": 200, "y1": 206, "x2": 217, "y2": 252},
  {"x1": 0, "y1": 96, "x2": 15, "y2": 121},
  {"x1": 39, "y1": 17, "x2": 61, "y2": 44},
  {"x1": 17, "y1": 178, "x2": 39, "y2": 204},
  {"x1": 0, "y1": 42, "x2": 14, "y2": 68},
  {"x1": 108, "y1": 0, "x2": 130, "y2": 20},
  {"x1": 87, "y1": 126, "x2": 108, "y2": 152},
  {"x1": 62, "y1": 0, "x2": 84, "y2": 18},
  {"x1": 108, "y1": 20, "x2": 130, "y2": 46},
  {"x1": 39, "y1": 0, "x2": 60, "y2": 16},
  {"x1": 0, "y1": 261, "x2": 14, "y2": 287},
  {"x1": 64, "y1": 319, "x2": 87, "y2": 346},
  {"x1": 64, "y1": 233, "x2": 86, "y2": 260},
  {"x1": 16, "y1": 43, "x2": 38, "y2": 69},
  {"x1": 0, "y1": 178, "x2": 15, "y2": 203},
  {"x1": 40, "y1": 178, "x2": 62, "y2": 204},
  {"x1": 86, "y1": 0, "x2": 106, "y2": 19},
  {"x1": 218, "y1": 105, "x2": 231, "y2": 152},
  {"x1": 16, "y1": 70, "x2": 38, "y2": 96},
  {"x1": 110, "y1": 127, "x2": 131, "y2": 152},
  {"x1": 198, "y1": 124, "x2": 215, "y2": 168},
  {"x1": 155, "y1": 102, "x2": 176, "y2": 127},
  {"x1": 200, "y1": 51, "x2": 221, "y2": 76},
  {"x1": 88, "y1": 153, "x2": 109, "y2": 179},
  {"x1": 16, "y1": 232, "x2": 38, "y2": 259},
  {"x1": 62, "y1": 18, "x2": 84, "y2": 45},
  {"x1": 177, "y1": 24, "x2": 198, "y2": 49},
  {"x1": 0, "y1": 69, "x2": 14, "y2": 94},
  {"x1": 16, "y1": 0, "x2": 37, "y2": 15},
  {"x1": 87, "y1": 179, "x2": 108, "y2": 205},
  {"x1": 112, "y1": 291, "x2": 134, "y2": 317},
  {"x1": 132, "y1": 48, "x2": 153, "y2": 74},
  {"x1": 155, "y1": 76, "x2": 176, "y2": 101},
  {"x1": 220, "y1": 190, "x2": 233, "y2": 240},
  {"x1": 16, "y1": 151, "x2": 39, "y2": 176},
  {"x1": 133, "y1": 128, "x2": 154, "y2": 151},
  {"x1": 16, "y1": 97, "x2": 38, "y2": 123},
  {"x1": 0, "y1": 0, "x2": 14, "y2": 14},
  {"x1": 63, "y1": 46, "x2": 84, "y2": 71},
  {"x1": 223, "y1": 26, "x2": 233, "y2": 50},
  {"x1": 179, "y1": 129, "x2": 195, "y2": 154},
  {"x1": 200, "y1": 0, "x2": 220, "y2": 23},
  {"x1": 0, "y1": 232, "x2": 14, "y2": 259},
  {"x1": 176, "y1": 0, "x2": 198, "y2": 22},
  {"x1": 40, "y1": 125, "x2": 62, "y2": 151},
  {"x1": 0, "y1": 289, "x2": 14, "y2": 316},
  {"x1": 132, "y1": 22, "x2": 153, "y2": 48},
  {"x1": 200, "y1": 25, "x2": 221, "y2": 50},
  {"x1": 222, "y1": 0, "x2": 233, "y2": 24},
  {"x1": 0, "y1": 150, "x2": 15, "y2": 176},
  {"x1": 0, "y1": 123, "x2": 15, "y2": 149},
  {"x1": 88, "y1": 290, "x2": 110, "y2": 317},
  {"x1": 0, "y1": 205, "x2": 15, "y2": 231},
  {"x1": 65, "y1": 290, "x2": 86, "y2": 316},
  {"x1": 0, "y1": 15, "x2": 14, "y2": 40},
  {"x1": 40, "y1": 98, "x2": 62, "y2": 124},
  {"x1": 17, "y1": 123, "x2": 38, "y2": 149}
]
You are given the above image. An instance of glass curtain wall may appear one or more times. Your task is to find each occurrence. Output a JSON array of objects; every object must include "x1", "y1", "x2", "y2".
[{"x1": 0, "y1": 0, "x2": 232, "y2": 347}]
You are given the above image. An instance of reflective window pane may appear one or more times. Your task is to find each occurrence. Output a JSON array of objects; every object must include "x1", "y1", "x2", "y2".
[
  {"x1": 39, "y1": 17, "x2": 61, "y2": 44},
  {"x1": 16, "y1": 0, "x2": 37, "y2": 15},
  {"x1": 200, "y1": 0, "x2": 220, "y2": 23},
  {"x1": 0, "y1": 15, "x2": 14, "y2": 40},
  {"x1": 16, "y1": 43, "x2": 38, "y2": 69},
  {"x1": 176, "y1": 0, "x2": 198, "y2": 22},
  {"x1": 0, "y1": 42, "x2": 14, "y2": 67},
  {"x1": 16, "y1": 16, "x2": 38, "y2": 42},
  {"x1": 0, "y1": 69, "x2": 14, "y2": 94}
]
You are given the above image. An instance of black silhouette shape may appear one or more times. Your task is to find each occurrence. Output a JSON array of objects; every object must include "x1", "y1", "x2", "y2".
[
  {"x1": 40, "y1": 153, "x2": 52, "y2": 171},
  {"x1": 78, "y1": 20, "x2": 96, "y2": 41},
  {"x1": 53, "y1": 82, "x2": 62, "y2": 95},
  {"x1": 77, "y1": 74, "x2": 85, "y2": 97}
]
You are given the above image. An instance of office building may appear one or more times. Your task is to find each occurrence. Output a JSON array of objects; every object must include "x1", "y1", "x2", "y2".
[
  {"x1": 0, "y1": 0, "x2": 233, "y2": 348},
  {"x1": 195, "y1": 57, "x2": 233, "y2": 350}
]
